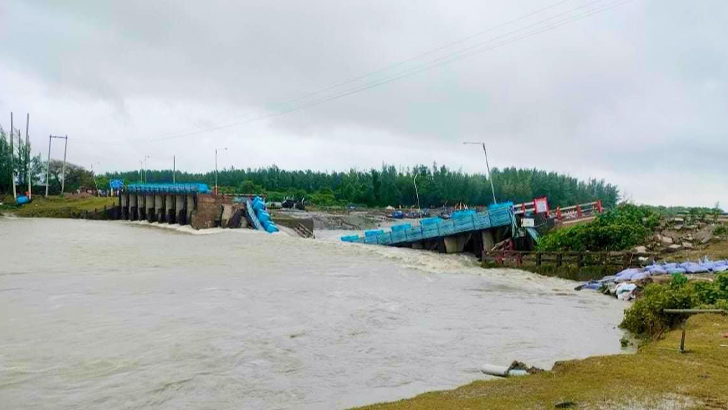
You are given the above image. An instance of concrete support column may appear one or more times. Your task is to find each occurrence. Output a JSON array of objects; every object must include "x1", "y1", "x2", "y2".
[
  {"x1": 130, "y1": 194, "x2": 139, "y2": 220},
  {"x1": 443, "y1": 233, "x2": 472, "y2": 254},
  {"x1": 177, "y1": 195, "x2": 186, "y2": 225},
  {"x1": 166, "y1": 194, "x2": 175, "y2": 224},
  {"x1": 139, "y1": 194, "x2": 146, "y2": 220},
  {"x1": 154, "y1": 194, "x2": 163, "y2": 222},
  {"x1": 120, "y1": 193, "x2": 129, "y2": 220},
  {"x1": 186, "y1": 195, "x2": 195, "y2": 223},
  {"x1": 146, "y1": 194, "x2": 155, "y2": 222},
  {"x1": 220, "y1": 204, "x2": 234, "y2": 228},
  {"x1": 482, "y1": 230, "x2": 495, "y2": 254}
]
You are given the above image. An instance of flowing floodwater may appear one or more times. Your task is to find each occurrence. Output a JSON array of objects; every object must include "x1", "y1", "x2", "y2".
[{"x1": 0, "y1": 217, "x2": 628, "y2": 409}]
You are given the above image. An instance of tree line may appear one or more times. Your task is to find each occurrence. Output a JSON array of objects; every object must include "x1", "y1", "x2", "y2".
[
  {"x1": 106, "y1": 163, "x2": 619, "y2": 209},
  {"x1": 2, "y1": 127, "x2": 619, "y2": 207}
]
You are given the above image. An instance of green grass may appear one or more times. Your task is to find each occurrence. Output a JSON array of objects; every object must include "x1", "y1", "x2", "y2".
[
  {"x1": 3, "y1": 196, "x2": 116, "y2": 218},
  {"x1": 355, "y1": 314, "x2": 728, "y2": 409}
]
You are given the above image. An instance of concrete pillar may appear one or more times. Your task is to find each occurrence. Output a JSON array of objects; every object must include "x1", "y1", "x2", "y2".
[
  {"x1": 154, "y1": 194, "x2": 164, "y2": 222},
  {"x1": 482, "y1": 230, "x2": 495, "y2": 253},
  {"x1": 138, "y1": 194, "x2": 146, "y2": 220},
  {"x1": 220, "y1": 204, "x2": 234, "y2": 228},
  {"x1": 166, "y1": 194, "x2": 175, "y2": 224},
  {"x1": 146, "y1": 194, "x2": 155, "y2": 222},
  {"x1": 443, "y1": 233, "x2": 472, "y2": 254},
  {"x1": 130, "y1": 194, "x2": 138, "y2": 220},
  {"x1": 186, "y1": 195, "x2": 195, "y2": 223},
  {"x1": 120, "y1": 193, "x2": 129, "y2": 220},
  {"x1": 176, "y1": 195, "x2": 186, "y2": 225}
]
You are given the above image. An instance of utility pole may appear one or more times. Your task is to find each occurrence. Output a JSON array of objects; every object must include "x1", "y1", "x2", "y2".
[
  {"x1": 464, "y1": 142, "x2": 497, "y2": 204},
  {"x1": 45, "y1": 135, "x2": 68, "y2": 196},
  {"x1": 45, "y1": 135, "x2": 51, "y2": 197},
  {"x1": 214, "y1": 147, "x2": 227, "y2": 195},
  {"x1": 26, "y1": 113, "x2": 31, "y2": 199},
  {"x1": 173, "y1": 155, "x2": 176, "y2": 184},
  {"x1": 10, "y1": 112, "x2": 17, "y2": 199},
  {"x1": 18, "y1": 129, "x2": 23, "y2": 192},
  {"x1": 60, "y1": 136, "x2": 68, "y2": 194}
]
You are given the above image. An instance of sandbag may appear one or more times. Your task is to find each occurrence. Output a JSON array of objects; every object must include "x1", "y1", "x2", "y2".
[
  {"x1": 646, "y1": 265, "x2": 667, "y2": 275},
  {"x1": 615, "y1": 268, "x2": 643, "y2": 282},
  {"x1": 683, "y1": 262, "x2": 709, "y2": 274}
]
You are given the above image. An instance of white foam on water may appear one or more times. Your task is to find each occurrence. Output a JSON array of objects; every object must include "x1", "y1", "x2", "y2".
[{"x1": 0, "y1": 218, "x2": 628, "y2": 410}]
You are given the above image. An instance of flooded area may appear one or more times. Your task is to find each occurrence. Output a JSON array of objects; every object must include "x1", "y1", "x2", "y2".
[{"x1": 1, "y1": 217, "x2": 628, "y2": 409}]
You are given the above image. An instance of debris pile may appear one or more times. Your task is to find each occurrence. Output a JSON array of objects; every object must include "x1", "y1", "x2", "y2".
[
  {"x1": 577, "y1": 257, "x2": 728, "y2": 301},
  {"x1": 641, "y1": 215, "x2": 726, "y2": 254}
]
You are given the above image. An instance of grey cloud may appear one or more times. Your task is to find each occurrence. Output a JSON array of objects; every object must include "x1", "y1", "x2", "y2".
[{"x1": 1, "y1": 0, "x2": 726, "y2": 207}]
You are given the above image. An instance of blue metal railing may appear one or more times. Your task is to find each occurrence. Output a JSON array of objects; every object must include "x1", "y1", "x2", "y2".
[
  {"x1": 125, "y1": 183, "x2": 211, "y2": 194},
  {"x1": 341, "y1": 202, "x2": 515, "y2": 246}
]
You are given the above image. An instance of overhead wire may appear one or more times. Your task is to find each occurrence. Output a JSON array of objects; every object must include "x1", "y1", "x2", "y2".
[
  {"x1": 78, "y1": 0, "x2": 634, "y2": 146},
  {"x1": 114, "y1": 0, "x2": 581, "y2": 144}
]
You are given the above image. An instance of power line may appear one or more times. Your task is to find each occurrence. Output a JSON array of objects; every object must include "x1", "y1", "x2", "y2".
[
  {"x1": 78, "y1": 0, "x2": 634, "y2": 145},
  {"x1": 120, "y1": 0, "x2": 582, "y2": 144},
  {"x1": 258, "y1": 0, "x2": 634, "y2": 119},
  {"x1": 143, "y1": 0, "x2": 633, "y2": 142}
]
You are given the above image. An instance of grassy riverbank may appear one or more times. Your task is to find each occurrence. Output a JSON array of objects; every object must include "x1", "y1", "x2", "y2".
[
  {"x1": 0, "y1": 195, "x2": 116, "y2": 218},
  {"x1": 356, "y1": 314, "x2": 728, "y2": 409}
]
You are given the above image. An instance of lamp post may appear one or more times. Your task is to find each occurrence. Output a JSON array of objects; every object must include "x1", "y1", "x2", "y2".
[
  {"x1": 463, "y1": 142, "x2": 497, "y2": 204},
  {"x1": 215, "y1": 147, "x2": 227, "y2": 194},
  {"x1": 143, "y1": 155, "x2": 150, "y2": 184}
]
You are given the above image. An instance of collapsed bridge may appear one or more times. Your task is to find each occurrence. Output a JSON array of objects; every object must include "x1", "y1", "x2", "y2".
[{"x1": 341, "y1": 203, "x2": 523, "y2": 257}]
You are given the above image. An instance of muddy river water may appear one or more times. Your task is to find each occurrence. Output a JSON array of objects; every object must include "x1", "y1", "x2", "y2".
[{"x1": 0, "y1": 217, "x2": 628, "y2": 409}]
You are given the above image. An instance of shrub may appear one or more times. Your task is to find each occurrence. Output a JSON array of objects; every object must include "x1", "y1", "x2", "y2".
[
  {"x1": 621, "y1": 273, "x2": 728, "y2": 337},
  {"x1": 538, "y1": 204, "x2": 659, "y2": 252},
  {"x1": 713, "y1": 224, "x2": 727, "y2": 236}
]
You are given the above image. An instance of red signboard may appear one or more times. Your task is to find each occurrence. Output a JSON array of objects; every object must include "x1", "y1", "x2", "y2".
[{"x1": 534, "y1": 197, "x2": 549, "y2": 214}]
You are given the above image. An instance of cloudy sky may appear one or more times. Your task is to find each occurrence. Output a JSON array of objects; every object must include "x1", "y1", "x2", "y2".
[{"x1": 1, "y1": 0, "x2": 726, "y2": 207}]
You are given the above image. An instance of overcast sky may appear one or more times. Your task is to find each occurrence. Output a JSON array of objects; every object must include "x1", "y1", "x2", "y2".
[{"x1": 1, "y1": 0, "x2": 726, "y2": 207}]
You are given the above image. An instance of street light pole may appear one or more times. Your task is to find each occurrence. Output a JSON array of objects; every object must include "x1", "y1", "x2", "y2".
[
  {"x1": 214, "y1": 147, "x2": 227, "y2": 194},
  {"x1": 464, "y1": 142, "x2": 497, "y2": 204},
  {"x1": 143, "y1": 155, "x2": 150, "y2": 184}
]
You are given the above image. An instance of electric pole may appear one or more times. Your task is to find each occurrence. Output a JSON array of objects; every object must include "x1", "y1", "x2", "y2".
[
  {"x1": 10, "y1": 112, "x2": 16, "y2": 199},
  {"x1": 61, "y1": 136, "x2": 68, "y2": 194},
  {"x1": 45, "y1": 135, "x2": 68, "y2": 196},
  {"x1": 464, "y1": 142, "x2": 497, "y2": 205},
  {"x1": 45, "y1": 135, "x2": 51, "y2": 197},
  {"x1": 26, "y1": 113, "x2": 31, "y2": 199}
]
